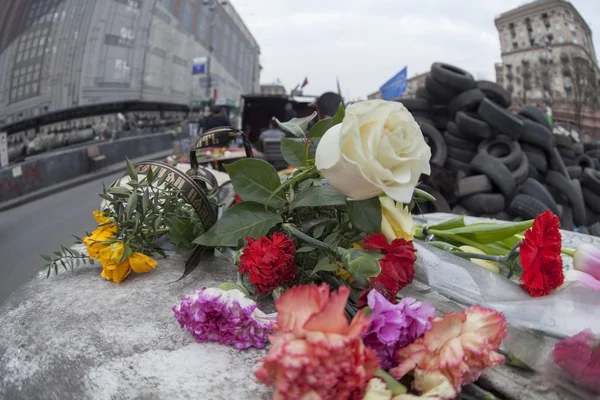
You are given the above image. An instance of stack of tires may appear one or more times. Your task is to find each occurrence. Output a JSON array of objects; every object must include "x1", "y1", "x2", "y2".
[{"x1": 404, "y1": 62, "x2": 600, "y2": 236}]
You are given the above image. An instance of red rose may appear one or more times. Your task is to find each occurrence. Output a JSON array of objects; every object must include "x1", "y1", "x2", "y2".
[
  {"x1": 232, "y1": 194, "x2": 243, "y2": 205},
  {"x1": 239, "y1": 232, "x2": 296, "y2": 294},
  {"x1": 361, "y1": 234, "x2": 416, "y2": 304},
  {"x1": 519, "y1": 210, "x2": 564, "y2": 297}
]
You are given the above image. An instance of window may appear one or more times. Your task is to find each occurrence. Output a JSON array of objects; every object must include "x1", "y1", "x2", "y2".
[
  {"x1": 569, "y1": 23, "x2": 575, "y2": 31},
  {"x1": 573, "y1": 38, "x2": 578, "y2": 44},
  {"x1": 559, "y1": 36, "x2": 565, "y2": 42},
  {"x1": 513, "y1": 42, "x2": 518, "y2": 49},
  {"x1": 181, "y1": 2, "x2": 193, "y2": 31}
]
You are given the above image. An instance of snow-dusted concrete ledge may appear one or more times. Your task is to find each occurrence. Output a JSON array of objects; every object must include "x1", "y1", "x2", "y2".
[{"x1": 0, "y1": 253, "x2": 271, "y2": 400}]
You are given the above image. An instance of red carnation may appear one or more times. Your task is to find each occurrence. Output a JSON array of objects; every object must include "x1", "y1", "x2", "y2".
[
  {"x1": 360, "y1": 234, "x2": 416, "y2": 304},
  {"x1": 239, "y1": 232, "x2": 296, "y2": 294},
  {"x1": 519, "y1": 210, "x2": 564, "y2": 297},
  {"x1": 232, "y1": 194, "x2": 243, "y2": 205}
]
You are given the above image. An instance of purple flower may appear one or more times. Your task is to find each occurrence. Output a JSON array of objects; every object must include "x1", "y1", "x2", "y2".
[
  {"x1": 362, "y1": 290, "x2": 435, "y2": 369},
  {"x1": 173, "y1": 288, "x2": 276, "y2": 350}
]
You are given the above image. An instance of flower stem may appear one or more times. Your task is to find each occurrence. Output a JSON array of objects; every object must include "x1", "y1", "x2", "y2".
[
  {"x1": 450, "y1": 251, "x2": 504, "y2": 263},
  {"x1": 283, "y1": 223, "x2": 330, "y2": 250},
  {"x1": 561, "y1": 248, "x2": 576, "y2": 257},
  {"x1": 374, "y1": 369, "x2": 407, "y2": 395}
]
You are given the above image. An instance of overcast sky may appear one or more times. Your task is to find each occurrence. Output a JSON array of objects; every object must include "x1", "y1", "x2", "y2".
[{"x1": 230, "y1": 0, "x2": 600, "y2": 99}]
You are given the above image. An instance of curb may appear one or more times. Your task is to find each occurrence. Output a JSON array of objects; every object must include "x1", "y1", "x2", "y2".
[{"x1": 0, "y1": 150, "x2": 173, "y2": 213}]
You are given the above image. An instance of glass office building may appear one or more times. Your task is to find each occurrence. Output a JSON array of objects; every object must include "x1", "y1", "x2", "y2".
[{"x1": 0, "y1": 0, "x2": 261, "y2": 128}]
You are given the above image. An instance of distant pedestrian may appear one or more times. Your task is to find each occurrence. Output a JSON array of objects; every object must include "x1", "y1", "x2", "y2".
[
  {"x1": 203, "y1": 106, "x2": 231, "y2": 131},
  {"x1": 283, "y1": 102, "x2": 297, "y2": 122},
  {"x1": 258, "y1": 119, "x2": 286, "y2": 151}
]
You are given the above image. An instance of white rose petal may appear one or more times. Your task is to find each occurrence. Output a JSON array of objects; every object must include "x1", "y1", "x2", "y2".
[{"x1": 316, "y1": 100, "x2": 431, "y2": 203}]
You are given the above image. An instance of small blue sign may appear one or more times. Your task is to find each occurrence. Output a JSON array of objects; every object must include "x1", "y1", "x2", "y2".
[
  {"x1": 192, "y1": 57, "x2": 207, "y2": 75},
  {"x1": 379, "y1": 67, "x2": 407, "y2": 100}
]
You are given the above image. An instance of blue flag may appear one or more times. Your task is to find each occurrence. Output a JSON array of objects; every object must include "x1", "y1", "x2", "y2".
[{"x1": 379, "y1": 67, "x2": 407, "y2": 100}]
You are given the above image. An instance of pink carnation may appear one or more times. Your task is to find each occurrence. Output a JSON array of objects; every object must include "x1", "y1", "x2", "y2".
[
  {"x1": 255, "y1": 284, "x2": 379, "y2": 400},
  {"x1": 390, "y1": 305, "x2": 507, "y2": 393}
]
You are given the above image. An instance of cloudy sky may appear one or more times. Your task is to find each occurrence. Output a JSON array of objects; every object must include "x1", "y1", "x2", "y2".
[{"x1": 230, "y1": 0, "x2": 600, "y2": 99}]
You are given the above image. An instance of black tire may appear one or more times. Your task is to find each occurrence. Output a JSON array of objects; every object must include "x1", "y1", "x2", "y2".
[
  {"x1": 456, "y1": 174, "x2": 493, "y2": 198},
  {"x1": 584, "y1": 140, "x2": 600, "y2": 152},
  {"x1": 583, "y1": 186, "x2": 600, "y2": 214},
  {"x1": 586, "y1": 205, "x2": 598, "y2": 226},
  {"x1": 549, "y1": 148, "x2": 570, "y2": 178},
  {"x1": 576, "y1": 155, "x2": 595, "y2": 169},
  {"x1": 478, "y1": 136, "x2": 522, "y2": 170},
  {"x1": 511, "y1": 153, "x2": 530, "y2": 185},
  {"x1": 415, "y1": 87, "x2": 435, "y2": 102},
  {"x1": 574, "y1": 142, "x2": 584, "y2": 156},
  {"x1": 476, "y1": 80, "x2": 511, "y2": 108},
  {"x1": 448, "y1": 89, "x2": 485, "y2": 118},
  {"x1": 447, "y1": 146, "x2": 476, "y2": 163},
  {"x1": 581, "y1": 168, "x2": 600, "y2": 194},
  {"x1": 432, "y1": 105, "x2": 448, "y2": 116},
  {"x1": 521, "y1": 143, "x2": 545, "y2": 154},
  {"x1": 419, "y1": 122, "x2": 447, "y2": 166},
  {"x1": 399, "y1": 98, "x2": 432, "y2": 112},
  {"x1": 563, "y1": 157, "x2": 576, "y2": 167},
  {"x1": 519, "y1": 105, "x2": 552, "y2": 131},
  {"x1": 525, "y1": 151, "x2": 548, "y2": 173},
  {"x1": 590, "y1": 222, "x2": 600, "y2": 236},
  {"x1": 546, "y1": 171, "x2": 587, "y2": 226},
  {"x1": 520, "y1": 120, "x2": 556, "y2": 152},
  {"x1": 508, "y1": 194, "x2": 550, "y2": 219},
  {"x1": 567, "y1": 165, "x2": 583, "y2": 179},
  {"x1": 528, "y1": 164, "x2": 544, "y2": 182},
  {"x1": 477, "y1": 98, "x2": 524, "y2": 140},
  {"x1": 546, "y1": 184, "x2": 570, "y2": 205},
  {"x1": 434, "y1": 115, "x2": 450, "y2": 131},
  {"x1": 425, "y1": 76, "x2": 457, "y2": 103},
  {"x1": 460, "y1": 193, "x2": 506, "y2": 214},
  {"x1": 519, "y1": 178, "x2": 559, "y2": 215},
  {"x1": 447, "y1": 121, "x2": 470, "y2": 140},
  {"x1": 444, "y1": 131, "x2": 478, "y2": 151},
  {"x1": 558, "y1": 147, "x2": 576, "y2": 160},
  {"x1": 586, "y1": 149, "x2": 600, "y2": 159},
  {"x1": 579, "y1": 226, "x2": 590, "y2": 235},
  {"x1": 418, "y1": 184, "x2": 451, "y2": 213},
  {"x1": 451, "y1": 205, "x2": 469, "y2": 215},
  {"x1": 445, "y1": 158, "x2": 471, "y2": 174},
  {"x1": 430, "y1": 62, "x2": 476, "y2": 92},
  {"x1": 456, "y1": 111, "x2": 493, "y2": 140},
  {"x1": 560, "y1": 206, "x2": 575, "y2": 231},
  {"x1": 412, "y1": 112, "x2": 436, "y2": 125},
  {"x1": 471, "y1": 152, "x2": 516, "y2": 198},
  {"x1": 555, "y1": 134, "x2": 573, "y2": 149}
]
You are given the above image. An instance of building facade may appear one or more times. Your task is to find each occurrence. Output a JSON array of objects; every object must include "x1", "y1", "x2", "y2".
[
  {"x1": 494, "y1": 0, "x2": 598, "y2": 106},
  {"x1": 0, "y1": 0, "x2": 261, "y2": 128},
  {"x1": 260, "y1": 84, "x2": 286, "y2": 96}
]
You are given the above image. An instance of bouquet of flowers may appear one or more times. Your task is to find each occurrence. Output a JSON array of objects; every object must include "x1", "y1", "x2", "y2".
[{"x1": 44, "y1": 100, "x2": 600, "y2": 398}]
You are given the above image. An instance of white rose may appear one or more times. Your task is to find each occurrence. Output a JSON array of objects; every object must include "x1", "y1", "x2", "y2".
[{"x1": 315, "y1": 100, "x2": 431, "y2": 203}]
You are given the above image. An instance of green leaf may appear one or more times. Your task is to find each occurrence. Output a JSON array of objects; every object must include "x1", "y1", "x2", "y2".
[
  {"x1": 108, "y1": 186, "x2": 132, "y2": 196},
  {"x1": 99, "y1": 193, "x2": 113, "y2": 201},
  {"x1": 224, "y1": 159, "x2": 286, "y2": 209},
  {"x1": 349, "y1": 197, "x2": 381, "y2": 234},
  {"x1": 308, "y1": 103, "x2": 345, "y2": 139},
  {"x1": 429, "y1": 216, "x2": 466, "y2": 231},
  {"x1": 218, "y1": 282, "x2": 250, "y2": 296},
  {"x1": 311, "y1": 256, "x2": 339, "y2": 275},
  {"x1": 142, "y1": 189, "x2": 150, "y2": 214},
  {"x1": 290, "y1": 185, "x2": 347, "y2": 210},
  {"x1": 313, "y1": 224, "x2": 326, "y2": 239},
  {"x1": 281, "y1": 138, "x2": 313, "y2": 167},
  {"x1": 413, "y1": 188, "x2": 436, "y2": 203},
  {"x1": 436, "y1": 220, "x2": 533, "y2": 244},
  {"x1": 275, "y1": 112, "x2": 318, "y2": 137},
  {"x1": 126, "y1": 190, "x2": 138, "y2": 220},
  {"x1": 120, "y1": 243, "x2": 134, "y2": 263},
  {"x1": 126, "y1": 159, "x2": 138, "y2": 182},
  {"x1": 296, "y1": 246, "x2": 316, "y2": 253},
  {"x1": 194, "y1": 202, "x2": 283, "y2": 247},
  {"x1": 433, "y1": 234, "x2": 509, "y2": 256},
  {"x1": 425, "y1": 241, "x2": 459, "y2": 251},
  {"x1": 146, "y1": 166, "x2": 155, "y2": 184}
]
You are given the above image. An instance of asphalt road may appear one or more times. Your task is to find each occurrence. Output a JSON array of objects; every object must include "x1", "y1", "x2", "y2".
[{"x1": 0, "y1": 171, "x2": 123, "y2": 305}]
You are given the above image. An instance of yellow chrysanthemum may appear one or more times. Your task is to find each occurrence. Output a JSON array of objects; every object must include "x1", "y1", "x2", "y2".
[
  {"x1": 93, "y1": 209, "x2": 112, "y2": 225},
  {"x1": 83, "y1": 225, "x2": 115, "y2": 259},
  {"x1": 98, "y1": 242, "x2": 157, "y2": 283}
]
